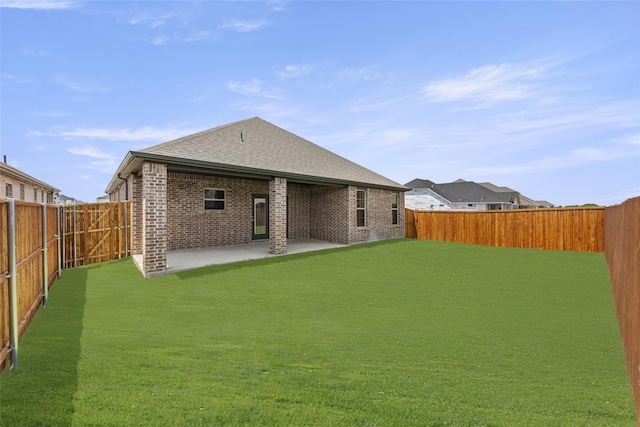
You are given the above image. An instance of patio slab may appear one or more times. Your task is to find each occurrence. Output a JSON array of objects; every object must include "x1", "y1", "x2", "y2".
[{"x1": 132, "y1": 239, "x2": 347, "y2": 277}]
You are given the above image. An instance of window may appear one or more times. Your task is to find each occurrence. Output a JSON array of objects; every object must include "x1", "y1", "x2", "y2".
[
  {"x1": 5, "y1": 184, "x2": 13, "y2": 198},
  {"x1": 356, "y1": 188, "x2": 366, "y2": 227},
  {"x1": 204, "y1": 188, "x2": 226, "y2": 210},
  {"x1": 392, "y1": 192, "x2": 399, "y2": 225}
]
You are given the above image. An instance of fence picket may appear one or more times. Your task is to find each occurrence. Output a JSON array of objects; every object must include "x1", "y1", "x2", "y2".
[
  {"x1": 406, "y1": 207, "x2": 605, "y2": 252},
  {"x1": 1, "y1": 200, "x2": 130, "y2": 373}
]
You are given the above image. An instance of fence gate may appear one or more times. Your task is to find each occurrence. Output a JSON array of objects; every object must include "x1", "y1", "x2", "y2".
[{"x1": 62, "y1": 201, "x2": 130, "y2": 268}]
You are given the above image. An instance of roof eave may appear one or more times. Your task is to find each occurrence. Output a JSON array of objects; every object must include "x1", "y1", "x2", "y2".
[{"x1": 107, "y1": 152, "x2": 408, "y2": 193}]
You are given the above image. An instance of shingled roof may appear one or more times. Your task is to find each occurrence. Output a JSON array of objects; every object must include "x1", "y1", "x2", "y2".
[
  {"x1": 405, "y1": 178, "x2": 519, "y2": 204},
  {"x1": 107, "y1": 117, "x2": 405, "y2": 192}
]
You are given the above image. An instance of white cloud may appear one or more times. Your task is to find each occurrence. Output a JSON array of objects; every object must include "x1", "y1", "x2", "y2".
[
  {"x1": 230, "y1": 101, "x2": 299, "y2": 117},
  {"x1": 228, "y1": 78, "x2": 263, "y2": 96},
  {"x1": 150, "y1": 35, "x2": 169, "y2": 46},
  {"x1": 2, "y1": 72, "x2": 32, "y2": 84},
  {"x1": 278, "y1": 64, "x2": 312, "y2": 79},
  {"x1": 471, "y1": 139, "x2": 639, "y2": 176},
  {"x1": 495, "y1": 100, "x2": 640, "y2": 135},
  {"x1": 220, "y1": 20, "x2": 270, "y2": 32},
  {"x1": 266, "y1": 0, "x2": 288, "y2": 12},
  {"x1": 67, "y1": 144, "x2": 116, "y2": 159},
  {"x1": 21, "y1": 48, "x2": 48, "y2": 56},
  {"x1": 0, "y1": 0, "x2": 80, "y2": 9},
  {"x1": 182, "y1": 30, "x2": 212, "y2": 43},
  {"x1": 423, "y1": 63, "x2": 544, "y2": 108},
  {"x1": 67, "y1": 144, "x2": 118, "y2": 173},
  {"x1": 57, "y1": 76, "x2": 109, "y2": 93},
  {"x1": 339, "y1": 66, "x2": 388, "y2": 82},
  {"x1": 228, "y1": 78, "x2": 282, "y2": 99},
  {"x1": 126, "y1": 12, "x2": 173, "y2": 28},
  {"x1": 28, "y1": 125, "x2": 201, "y2": 142}
]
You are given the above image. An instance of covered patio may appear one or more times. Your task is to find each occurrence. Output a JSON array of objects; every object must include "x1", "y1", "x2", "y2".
[{"x1": 132, "y1": 239, "x2": 347, "y2": 277}]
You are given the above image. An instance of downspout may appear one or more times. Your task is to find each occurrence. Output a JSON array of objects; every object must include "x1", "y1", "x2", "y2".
[{"x1": 117, "y1": 173, "x2": 128, "y2": 200}]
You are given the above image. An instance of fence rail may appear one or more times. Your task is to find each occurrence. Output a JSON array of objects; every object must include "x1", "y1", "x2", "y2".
[
  {"x1": 604, "y1": 196, "x2": 640, "y2": 420},
  {"x1": 405, "y1": 207, "x2": 605, "y2": 252},
  {"x1": 1, "y1": 200, "x2": 130, "y2": 373},
  {"x1": 62, "y1": 202, "x2": 131, "y2": 269}
]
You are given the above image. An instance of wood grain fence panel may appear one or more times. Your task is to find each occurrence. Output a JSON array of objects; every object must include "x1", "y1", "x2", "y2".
[
  {"x1": 2, "y1": 201, "x2": 130, "y2": 372},
  {"x1": 406, "y1": 207, "x2": 604, "y2": 252},
  {"x1": 0, "y1": 202, "x2": 8, "y2": 368},
  {"x1": 1, "y1": 200, "x2": 62, "y2": 372},
  {"x1": 604, "y1": 196, "x2": 640, "y2": 420},
  {"x1": 61, "y1": 201, "x2": 131, "y2": 268}
]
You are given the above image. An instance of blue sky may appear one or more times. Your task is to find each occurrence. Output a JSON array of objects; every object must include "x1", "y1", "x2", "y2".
[{"x1": 1, "y1": 0, "x2": 639, "y2": 206}]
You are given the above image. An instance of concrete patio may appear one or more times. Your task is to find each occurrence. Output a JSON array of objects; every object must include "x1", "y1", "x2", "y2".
[{"x1": 132, "y1": 239, "x2": 347, "y2": 277}]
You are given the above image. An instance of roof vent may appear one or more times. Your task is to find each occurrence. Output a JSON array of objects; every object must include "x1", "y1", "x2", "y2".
[{"x1": 240, "y1": 132, "x2": 244, "y2": 142}]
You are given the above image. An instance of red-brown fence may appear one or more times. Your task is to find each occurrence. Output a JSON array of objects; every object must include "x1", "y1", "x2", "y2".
[
  {"x1": 604, "y1": 196, "x2": 640, "y2": 419},
  {"x1": 61, "y1": 202, "x2": 131, "y2": 268},
  {"x1": 0, "y1": 200, "x2": 60, "y2": 372},
  {"x1": 1, "y1": 200, "x2": 130, "y2": 373},
  {"x1": 405, "y1": 207, "x2": 605, "y2": 252}
]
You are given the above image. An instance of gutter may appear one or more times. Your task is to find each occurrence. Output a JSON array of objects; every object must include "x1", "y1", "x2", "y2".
[{"x1": 107, "y1": 151, "x2": 408, "y2": 193}]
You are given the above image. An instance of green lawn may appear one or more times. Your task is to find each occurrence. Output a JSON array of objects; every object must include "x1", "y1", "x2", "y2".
[{"x1": 0, "y1": 239, "x2": 635, "y2": 426}]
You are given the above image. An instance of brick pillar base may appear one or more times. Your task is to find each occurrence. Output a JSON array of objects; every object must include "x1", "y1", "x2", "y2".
[
  {"x1": 269, "y1": 177, "x2": 287, "y2": 255},
  {"x1": 142, "y1": 162, "x2": 167, "y2": 275}
]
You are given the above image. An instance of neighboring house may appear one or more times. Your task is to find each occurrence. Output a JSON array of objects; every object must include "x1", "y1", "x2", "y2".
[
  {"x1": 477, "y1": 182, "x2": 554, "y2": 209},
  {"x1": 58, "y1": 194, "x2": 83, "y2": 205},
  {"x1": 0, "y1": 160, "x2": 60, "y2": 204},
  {"x1": 106, "y1": 117, "x2": 407, "y2": 277},
  {"x1": 96, "y1": 195, "x2": 110, "y2": 203},
  {"x1": 405, "y1": 179, "x2": 521, "y2": 211}
]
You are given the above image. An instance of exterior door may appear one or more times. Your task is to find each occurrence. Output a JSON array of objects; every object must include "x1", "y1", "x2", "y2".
[{"x1": 252, "y1": 195, "x2": 268, "y2": 240}]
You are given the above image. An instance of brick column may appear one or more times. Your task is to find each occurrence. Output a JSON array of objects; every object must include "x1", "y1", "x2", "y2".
[
  {"x1": 131, "y1": 174, "x2": 143, "y2": 255},
  {"x1": 269, "y1": 177, "x2": 287, "y2": 255},
  {"x1": 142, "y1": 162, "x2": 167, "y2": 275}
]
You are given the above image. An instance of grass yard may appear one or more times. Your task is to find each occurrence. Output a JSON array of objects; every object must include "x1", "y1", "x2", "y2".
[{"x1": 0, "y1": 239, "x2": 635, "y2": 426}]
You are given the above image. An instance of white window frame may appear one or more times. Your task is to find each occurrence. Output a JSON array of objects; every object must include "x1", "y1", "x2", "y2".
[
  {"x1": 392, "y1": 192, "x2": 399, "y2": 225},
  {"x1": 356, "y1": 188, "x2": 367, "y2": 227},
  {"x1": 204, "y1": 188, "x2": 226, "y2": 211}
]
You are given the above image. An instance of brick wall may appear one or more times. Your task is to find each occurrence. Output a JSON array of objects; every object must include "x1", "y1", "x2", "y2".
[
  {"x1": 1, "y1": 174, "x2": 56, "y2": 203},
  {"x1": 131, "y1": 175, "x2": 143, "y2": 254},
  {"x1": 166, "y1": 172, "x2": 269, "y2": 250},
  {"x1": 287, "y1": 183, "x2": 310, "y2": 239},
  {"x1": 111, "y1": 167, "x2": 405, "y2": 259},
  {"x1": 141, "y1": 162, "x2": 167, "y2": 274},
  {"x1": 269, "y1": 177, "x2": 287, "y2": 255},
  {"x1": 309, "y1": 186, "x2": 351, "y2": 244},
  {"x1": 348, "y1": 186, "x2": 405, "y2": 244}
]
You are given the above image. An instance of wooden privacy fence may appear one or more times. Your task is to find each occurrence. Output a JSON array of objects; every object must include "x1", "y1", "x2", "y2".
[
  {"x1": 1, "y1": 200, "x2": 130, "y2": 372},
  {"x1": 1, "y1": 200, "x2": 60, "y2": 372},
  {"x1": 604, "y1": 196, "x2": 640, "y2": 419},
  {"x1": 405, "y1": 207, "x2": 605, "y2": 252},
  {"x1": 62, "y1": 201, "x2": 131, "y2": 268}
]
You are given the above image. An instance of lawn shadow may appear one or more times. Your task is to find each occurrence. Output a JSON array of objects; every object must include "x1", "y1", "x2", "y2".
[
  {"x1": 173, "y1": 238, "x2": 409, "y2": 280},
  {"x1": 0, "y1": 266, "x2": 89, "y2": 426}
]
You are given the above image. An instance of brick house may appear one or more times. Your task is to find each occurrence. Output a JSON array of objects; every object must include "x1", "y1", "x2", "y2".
[
  {"x1": 0, "y1": 160, "x2": 60, "y2": 204},
  {"x1": 106, "y1": 117, "x2": 407, "y2": 276}
]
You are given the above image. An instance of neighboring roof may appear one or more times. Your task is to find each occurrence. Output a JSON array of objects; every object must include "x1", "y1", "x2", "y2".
[
  {"x1": 106, "y1": 117, "x2": 406, "y2": 193},
  {"x1": 478, "y1": 182, "x2": 554, "y2": 207},
  {"x1": 405, "y1": 178, "x2": 519, "y2": 204},
  {"x1": 0, "y1": 162, "x2": 60, "y2": 192}
]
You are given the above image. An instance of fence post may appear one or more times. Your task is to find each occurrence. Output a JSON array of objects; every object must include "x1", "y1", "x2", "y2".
[
  {"x1": 123, "y1": 201, "x2": 128, "y2": 257},
  {"x1": 6, "y1": 198, "x2": 19, "y2": 370},
  {"x1": 41, "y1": 203, "x2": 48, "y2": 307},
  {"x1": 57, "y1": 205, "x2": 62, "y2": 278},
  {"x1": 73, "y1": 202, "x2": 77, "y2": 268}
]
